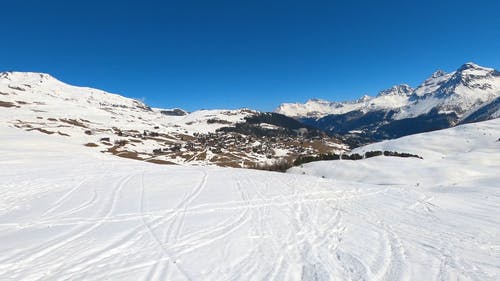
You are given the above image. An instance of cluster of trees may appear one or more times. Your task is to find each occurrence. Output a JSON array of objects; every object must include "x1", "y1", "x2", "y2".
[
  {"x1": 207, "y1": 118, "x2": 231, "y2": 125},
  {"x1": 379, "y1": 150, "x2": 422, "y2": 158},
  {"x1": 293, "y1": 150, "x2": 422, "y2": 166},
  {"x1": 218, "y1": 112, "x2": 325, "y2": 139},
  {"x1": 249, "y1": 150, "x2": 422, "y2": 173},
  {"x1": 250, "y1": 158, "x2": 293, "y2": 173}
]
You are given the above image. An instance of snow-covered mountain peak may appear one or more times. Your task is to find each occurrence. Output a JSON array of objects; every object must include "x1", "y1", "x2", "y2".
[
  {"x1": 436, "y1": 62, "x2": 498, "y2": 92},
  {"x1": 394, "y1": 62, "x2": 500, "y2": 120},
  {"x1": 377, "y1": 84, "x2": 413, "y2": 97},
  {"x1": 399, "y1": 63, "x2": 495, "y2": 100},
  {"x1": 413, "y1": 70, "x2": 454, "y2": 98},
  {"x1": 357, "y1": 94, "x2": 372, "y2": 102},
  {"x1": 306, "y1": 98, "x2": 334, "y2": 105},
  {"x1": 0, "y1": 71, "x2": 60, "y2": 85},
  {"x1": 457, "y1": 62, "x2": 492, "y2": 72},
  {"x1": 451, "y1": 62, "x2": 497, "y2": 82},
  {"x1": 430, "y1": 70, "x2": 447, "y2": 79},
  {"x1": 0, "y1": 70, "x2": 154, "y2": 112},
  {"x1": 275, "y1": 98, "x2": 340, "y2": 118}
]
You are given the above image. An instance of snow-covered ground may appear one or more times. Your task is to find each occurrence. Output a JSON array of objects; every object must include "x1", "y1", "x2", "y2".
[{"x1": 1, "y1": 118, "x2": 499, "y2": 280}]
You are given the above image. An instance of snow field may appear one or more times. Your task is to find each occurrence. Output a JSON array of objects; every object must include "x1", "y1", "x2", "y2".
[{"x1": 1, "y1": 119, "x2": 499, "y2": 280}]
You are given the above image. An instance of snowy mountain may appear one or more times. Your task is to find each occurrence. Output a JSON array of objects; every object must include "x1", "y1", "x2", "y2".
[
  {"x1": 1, "y1": 110, "x2": 499, "y2": 280},
  {"x1": 276, "y1": 63, "x2": 500, "y2": 146},
  {"x1": 0, "y1": 71, "x2": 345, "y2": 167},
  {"x1": 396, "y1": 62, "x2": 500, "y2": 119},
  {"x1": 276, "y1": 84, "x2": 414, "y2": 118}
]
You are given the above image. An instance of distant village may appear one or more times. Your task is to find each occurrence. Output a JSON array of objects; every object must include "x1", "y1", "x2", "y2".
[{"x1": 103, "y1": 126, "x2": 344, "y2": 168}]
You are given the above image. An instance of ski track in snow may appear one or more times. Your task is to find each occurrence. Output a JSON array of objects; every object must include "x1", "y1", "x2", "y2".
[
  {"x1": 1, "y1": 120, "x2": 500, "y2": 280},
  {"x1": 0, "y1": 168, "x2": 498, "y2": 281},
  {"x1": 1, "y1": 168, "x2": 498, "y2": 280}
]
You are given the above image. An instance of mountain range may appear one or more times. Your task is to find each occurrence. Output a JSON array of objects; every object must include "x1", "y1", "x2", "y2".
[
  {"x1": 1, "y1": 62, "x2": 499, "y2": 166},
  {"x1": 276, "y1": 62, "x2": 500, "y2": 146}
]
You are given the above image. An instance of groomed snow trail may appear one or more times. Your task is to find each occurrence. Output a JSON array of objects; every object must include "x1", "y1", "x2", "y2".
[{"x1": 0, "y1": 123, "x2": 499, "y2": 280}]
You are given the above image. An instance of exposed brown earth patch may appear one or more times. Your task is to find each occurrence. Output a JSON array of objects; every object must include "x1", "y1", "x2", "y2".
[
  {"x1": 144, "y1": 158, "x2": 175, "y2": 165},
  {"x1": 84, "y1": 143, "x2": 99, "y2": 147},
  {"x1": 8, "y1": 85, "x2": 26, "y2": 91},
  {"x1": 0, "y1": 101, "x2": 19, "y2": 108},
  {"x1": 27, "y1": 128, "x2": 55, "y2": 135},
  {"x1": 59, "y1": 118, "x2": 89, "y2": 128}
]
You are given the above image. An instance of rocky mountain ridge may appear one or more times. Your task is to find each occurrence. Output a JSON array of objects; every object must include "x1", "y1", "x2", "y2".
[{"x1": 276, "y1": 62, "x2": 500, "y2": 146}]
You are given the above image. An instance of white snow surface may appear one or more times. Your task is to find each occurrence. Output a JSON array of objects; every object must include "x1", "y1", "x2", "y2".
[
  {"x1": 1, "y1": 115, "x2": 500, "y2": 279},
  {"x1": 287, "y1": 119, "x2": 500, "y2": 280}
]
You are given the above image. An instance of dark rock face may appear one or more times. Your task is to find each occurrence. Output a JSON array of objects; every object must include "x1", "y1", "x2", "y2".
[
  {"x1": 374, "y1": 109, "x2": 457, "y2": 139},
  {"x1": 460, "y1": 97, "x2": 500, "y2": 125},
  {"x1": 160, "y1": 109, "x2": 187, "y2": 116},
  {"x1": 300, "y1": 108, "x2": 458, "y2": 148}
]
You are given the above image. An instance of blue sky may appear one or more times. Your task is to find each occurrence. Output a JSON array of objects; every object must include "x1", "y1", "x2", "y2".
[{"x1": 1, "y1": 0, "x2": 500, "y2": 111}]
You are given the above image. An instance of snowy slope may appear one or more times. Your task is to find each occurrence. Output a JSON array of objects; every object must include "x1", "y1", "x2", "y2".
[
  {"x1": 288, "y1": 119, "x2": 500, "y2": 278},
  {"x1": 1, "y1": 113, "x2": 499, "y2": 279},
  {"x1": 0, "y1": 71, "x2": 254, "y2": 135},
  {"x1": 290, "y1": 118, "x2": 500, "y2": 185}
]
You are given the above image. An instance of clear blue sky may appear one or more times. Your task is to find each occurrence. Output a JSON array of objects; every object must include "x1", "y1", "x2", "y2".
[{"x1": 1, "y1": 0, "x2": 500, "y2": 111}]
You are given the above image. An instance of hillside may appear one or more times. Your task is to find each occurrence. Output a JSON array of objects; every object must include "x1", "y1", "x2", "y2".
[
  {"x1": 0, "y1": 71, "x2": 345, "y2": 168},
  {"x1": 290, "y1": 118, "x2": 500, "y2": 185}
]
